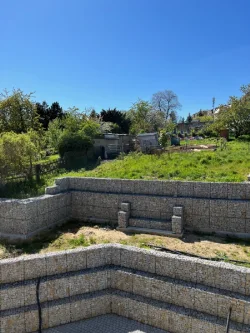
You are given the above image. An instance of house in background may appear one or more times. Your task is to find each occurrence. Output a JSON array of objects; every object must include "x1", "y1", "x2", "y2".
[
  {"x1": 93, "y1": 134, "x2": 134, "y2": 158},
  {"x1": 137, "y1": 133, "x2": 160, "y2": 152}
]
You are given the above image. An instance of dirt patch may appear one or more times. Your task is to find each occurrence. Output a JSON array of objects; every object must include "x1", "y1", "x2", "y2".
[{"x1": 1, "y1": 223, "x2": 250, "y2": 267}]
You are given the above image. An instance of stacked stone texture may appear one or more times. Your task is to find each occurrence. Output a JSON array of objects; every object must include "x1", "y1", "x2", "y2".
[
  {"x1": 1, "y1": 177, "x2": 250, "y2": 241},
  {"x1": 1, "y1": 244, "x2": 250, "y2": 332}
]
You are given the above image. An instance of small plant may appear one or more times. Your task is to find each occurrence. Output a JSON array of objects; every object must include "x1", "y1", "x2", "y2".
[{"x1": 68, "y1": 234, "x2": 89, "y2": 248}]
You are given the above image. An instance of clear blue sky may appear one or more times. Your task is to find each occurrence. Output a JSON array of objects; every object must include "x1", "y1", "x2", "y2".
[{"x1": 1, "y1": 0, "x2": 250, "y2": 118}]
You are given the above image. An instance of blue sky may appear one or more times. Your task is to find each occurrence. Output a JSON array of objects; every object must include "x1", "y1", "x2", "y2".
[{"x1": 1, "y1": 0, "x2": 250, "y2": 118}]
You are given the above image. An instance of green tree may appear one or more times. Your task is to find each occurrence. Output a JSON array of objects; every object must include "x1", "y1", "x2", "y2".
[
  {"x1": 46, "y1": 118, "x2": 64, "y2": 151},
  {"x1": 0, "y1": 89, "x2": 40, "y2": 133},
  {"x1": 159, "y1": 130, "x2": 169, "y2": 147},
  {"x1": 128, "y1": 100, "x2": 167, "y2": 134},
  {"x1": 36, "y1": 101, "x2": 64, "y2": 130},
  {"x1": 100, "y1": 108, "x2": 131, "y2": 133},
  {"x1": 58, "y1": 132, "x2": 93, "y2": 157},
  {"x1": 211, "y1": 85, "x2": 250, "y2": 137},
  {"x1": 0, "y1": 132, "x2": 40, "y2": 179},
  {"x1": 186, "y1": 113, "x2": 193, "y2": 123},
  {"x1": 81, "y1": 120, "x2": 101, "y2": 138}
]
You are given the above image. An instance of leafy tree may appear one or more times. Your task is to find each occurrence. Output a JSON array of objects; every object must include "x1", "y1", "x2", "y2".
[
  {"x1": 36, "y1": 101, "x2": 50, "y2": 130},
  {"x1": 62, "y1": 107, "x2": 84, "y2": 133},
  {"x1": 58, "y1": 132, "x2": 93, "y2": 157},
  {"x1": 89, "y1": 109, "x2": 99, "y2": 119},
  {"x1": 127, "y1": 100, "x2": 153, "y2": 134},
  {"x1": 186, "y1": 113, "x2": 193, "y2": 123},
  {"x1": 49, "y1": 102, "x2": 64, "y2": 121},
  {"x1": 152, "y1": 90, "x2": 181, "y2": 120},
  {"x1": 169, "y1": 110, "x2": 177, "y2": 123},
  {"x1": 0, "y1": 89, "x2": 40, "y2": 133},
  {"x1": 210, "y1": 85, "x2": 250, "y2": 138},
  {"x1": 36, "y1": 101, "x2": 64, "y2": 130},
  {"x1": 100, "y1": 108, "x2": 131, "y2": 133},
  {"x1": 0, "y1": 132, "x2": 41, "y2": 179},
  {"x1": 165, "y1": 120, "x2": 177, "y2": 133},
  {"x1": 46, "y1": 118, "x2": 63, "y2": 151},
  {"x1": 148, "y1": 110, "x2": 166, "y2": 132},
  {"x1": 159, "y1": 130, "x2": 169, "y2": 147},
  {"x1": 193, "y1": 115, "x2": 213, "y2": 122},
  {"x1": 81, "y1": 120, "x2": 101, "y2": 138}
]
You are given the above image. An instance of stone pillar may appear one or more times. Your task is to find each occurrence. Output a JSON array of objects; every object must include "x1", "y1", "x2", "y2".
[
  {"x1": 172, "y1": 206, "x2": 183, "y2": 235},
  {"x1": 118, "y1": 203, "x2": 131, "y2": 229}
]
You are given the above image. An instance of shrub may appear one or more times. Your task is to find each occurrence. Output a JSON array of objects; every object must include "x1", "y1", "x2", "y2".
[
  {"x1": 58, "y1": 132, "x2": 93, "y2": 157},
  {"x1": 0, "y1": 131, "x2": 41, "y2": 179}
]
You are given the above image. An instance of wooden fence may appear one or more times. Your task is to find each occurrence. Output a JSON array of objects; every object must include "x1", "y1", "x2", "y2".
[{"x1": 3, "y1": 159, "x2": 62, "y2": 183}]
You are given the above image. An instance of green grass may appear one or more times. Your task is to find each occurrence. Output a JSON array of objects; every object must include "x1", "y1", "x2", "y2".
[
  {"x1": 2, "y1": 139, "x2": 250, "y2": 198},
  {"x1": 38, "y1": 154, "x2": 59, "y2": 164},
  {"x1": 64, "y1": 140, "x2": 250, "y2": 182}
]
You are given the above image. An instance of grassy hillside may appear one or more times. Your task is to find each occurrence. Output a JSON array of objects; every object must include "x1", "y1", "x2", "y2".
[
  {"x1": 66, "y1": 140, "x2": 250, "y2": 182},
  {"x1": 1, "y1": 140, "x2": 250, "y2": 198}
]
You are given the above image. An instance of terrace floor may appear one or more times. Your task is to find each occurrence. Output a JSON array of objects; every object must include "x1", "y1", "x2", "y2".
[{"x1": 44, "y1": 314, "x2": 168, "y2": 333}]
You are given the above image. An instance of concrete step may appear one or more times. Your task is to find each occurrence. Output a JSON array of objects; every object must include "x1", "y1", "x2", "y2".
[
  {"x1": 117, "y1": 226, "x2": 183, "y2": 238},
  {"x1": 129, "y1": 217, "x2": 172, "y2": 231}
]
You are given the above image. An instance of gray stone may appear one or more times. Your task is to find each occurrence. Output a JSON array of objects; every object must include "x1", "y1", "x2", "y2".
[
  {"x1": 47, "y1": 276, "x2": 70, "y2": 301},
  {"x1": 210, "y1": 199, "x2": 228, "y2": 217},
  {"x1": 210, "y1": 182, "x2": 228, "y2": 199},
  {"x1": 24, "y1": 253, "x2": 47, "y2": 280},
  {"x1": 66, "y1": 248, "x2": 87, "y2": 272},
  {"x1": 121, "y1": 202, "x2": 131, "y2": 212},
  {"x1": 228, "y1": 183, "x2": 246, "y2": 200},
  {"x1": 46, "y1": 251, "x2": 67, "y2": 276},
  {"x1": 45, "y1": 185, "x2": 60, "y2": 195},
  {"x1": 89, "y1": 270, "x2": 108, "y2": 292},
  {"x1": 86, "y1": 244, "x2": 112, "y2": 268},
  {"x1": 173, "y1": 206, "x2": 183, "y2": 216},
  {"x1": 69, "y1": 273, "x2": 90, "y2": 296},
  {"x1": 228, "y1": 201, "x2": 247, "y2": 218},
  {"x1": 113, "y1": 270, "x2": 133, "y2": 292},
  {"x1": 151, "y1": 278, "x2": 173, "y2": 303},
  {"x1": 70, "y1": 297, "x2": 92, "y2": 322},
  {"x1": 118, "y1": 211, "x2": 129, "y2": 228},
  {"x1": 177, "y1": 181, "x2": 194, "y2": 197},
  {"x1": 172, "y1": 215, "x2": 183, "y2": 234},
  {"x1": 155, "y1": 252, "x2": 176, "y2": 278},
  {"x1": 0, "y1": 311, "x2": 25, "y2": 333},
  {"x1": 185, "y1": 215, "x2": 210, "y2": 230},
  {"x1": 120, "y1": 179, "x2": 135, "y2": 194},
  {"x1": 48, "y1": 301, "x2": 71, "y2": 327},
  {"x1": 0, "y1": 284, "x2": 25, "y2": 310},
  {"x1": 0, "y1": 257, "x2": 24, "y2": 283},
  {"x1": 162, "y1": 181, "x2": 178, "y2": 196},
  {"x1": 133, "y1": 274, "x2": 152, "y2": 298},
  {"x1": 91, "y1": 294, "x2": 111, "y2": 317},
  {"x1": 193, "y1": 199, "x2": 210, "y2": 216},
  {"x1": 194, "y1": 288, "x2": 218, "y2": 316},
  {"x1": 196, "y1": 259, "x2": 215, "y2": 287},
  {"x1": 172, "y1": 283, "x2": 195, "y2": 309},
  {"x1": 174, "y1": 256, "x2": 197, "y2": 283},
  {"x1": 210, "y1": 216, "x2": 228, "y2": 232},
  {"x1": 193, "y1": 182, "x2": 211, "y2": 198},
  {"x1": 227, "y1": 217, "x2": 246, "y2": 233}
]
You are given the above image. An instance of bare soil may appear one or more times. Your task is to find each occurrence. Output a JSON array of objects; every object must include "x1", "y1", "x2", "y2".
[{"x1": 1, "y1": 221, "x2": 250, "y2": 267}]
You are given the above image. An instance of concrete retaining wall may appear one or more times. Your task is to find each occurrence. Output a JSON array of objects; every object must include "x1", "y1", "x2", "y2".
[
  {"x1": 1, "y1": 177, "x2": 250, "y2": 241},
  {"x1": 0, "y1": 244, "x2": 250, "y2": 332}
]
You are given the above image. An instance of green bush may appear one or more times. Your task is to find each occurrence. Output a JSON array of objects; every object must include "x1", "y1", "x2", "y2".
[{"x1": 58, "y1": 133, "x2": 93, "y2": 157}]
